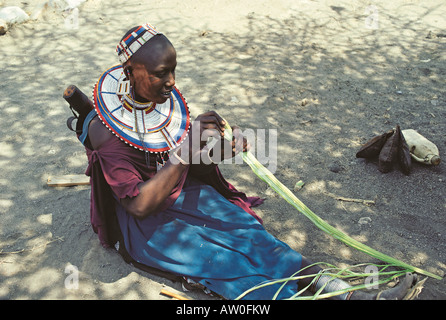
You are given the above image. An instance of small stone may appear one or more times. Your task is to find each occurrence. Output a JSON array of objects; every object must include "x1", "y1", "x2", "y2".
[
  {"x1": 0, "y1": 6, "x2": 29, "y2": 25},
  {"x1": 328, "y1": 162, "x2": 343, "y2": 173},
  {"x1": 264, "y1": 187, "x2": 278, "y2": 198},
  {"x1": 293, "y1": 180, "x2": 305, "y2": 191},
  {"x1": 358, "y1": 217, "x2": 372, "y2": 225}
]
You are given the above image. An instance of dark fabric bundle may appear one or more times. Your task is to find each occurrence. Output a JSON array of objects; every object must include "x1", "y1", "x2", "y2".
[
  {"x1": 397, "y1": 126, "x2": 412, "y2": 175},
  {"x1": 356, "y1": 129, "x2": 394, "y2": 159},
  {"x1": 356, "y1": 125, "x2": 411, "y2": 175},
  {"x1": 378, "y1": 126, "x2": 400, "y2": 173}
]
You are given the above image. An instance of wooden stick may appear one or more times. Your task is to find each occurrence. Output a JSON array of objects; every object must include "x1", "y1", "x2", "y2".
[
  {"x1": 324, "y1": 191, "x2": 376, "y2": 206},
  {"x1": 47, "y1": 174, "x2": 90, "y2": 187},
  {"x1": 160, "y1": 289, "x2": 190, "y2": 300},
  {"x1": 0, "y1": 237, "x2": 64, "y2": 255}
]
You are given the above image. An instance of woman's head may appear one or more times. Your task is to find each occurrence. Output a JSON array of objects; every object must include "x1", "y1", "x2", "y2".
[{"x1": 118, "y1": 25, "x2": 177, "y2": 104}]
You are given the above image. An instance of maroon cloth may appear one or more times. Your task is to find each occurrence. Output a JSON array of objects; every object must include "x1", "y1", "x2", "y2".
[{"x1": 85, "y1": 136, "x2": 264, "y2": 248}]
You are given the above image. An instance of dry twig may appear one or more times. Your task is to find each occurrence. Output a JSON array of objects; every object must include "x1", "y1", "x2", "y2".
[
  {"x1": 324, "y1": 191, "x2": 376, "y2": 206},
  {"x1": 0, "y1": 237, "x2": 64, "y2": 256}
]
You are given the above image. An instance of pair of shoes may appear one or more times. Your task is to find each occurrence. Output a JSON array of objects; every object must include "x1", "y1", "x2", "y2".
[
  {"x1": 356, "y1": 125, "x2": 411, "y2": 175},
  {"x1": 375, "y1": 273, "x2": 420, "y2": 300},
  {"x1": 349, "y1": 272, "x2": 421, "y2": 300}
]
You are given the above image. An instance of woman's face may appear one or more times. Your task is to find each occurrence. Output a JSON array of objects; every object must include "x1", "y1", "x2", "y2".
[{"x1": 128, "y1": 41, "x2": 177, "y2": 104}]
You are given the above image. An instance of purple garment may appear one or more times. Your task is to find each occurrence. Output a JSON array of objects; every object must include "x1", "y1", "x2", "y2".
[{"x1": 84, "y1": 136, "x2": 264, "y2": 248}]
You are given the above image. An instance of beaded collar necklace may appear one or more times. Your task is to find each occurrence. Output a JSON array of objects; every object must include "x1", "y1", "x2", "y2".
[{"x1": 93, "y1": 65, "x2": 190, "y2": 156}]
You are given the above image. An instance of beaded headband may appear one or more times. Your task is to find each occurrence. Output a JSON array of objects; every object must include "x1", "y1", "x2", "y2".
[{"x1": 116, "y1": 23, "x2": 162, "y2": 64}]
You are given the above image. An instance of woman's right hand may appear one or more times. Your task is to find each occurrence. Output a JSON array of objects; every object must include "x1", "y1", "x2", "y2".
[
  {"x1": 192, "y1": 110, "x2": 227, "y2": 145},
  {"x1": 176, "y1": 111, "x2": 227, "y2": 163}
]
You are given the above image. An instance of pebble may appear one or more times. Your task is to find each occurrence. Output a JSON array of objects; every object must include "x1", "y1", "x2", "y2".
[
  {"x1": 328, "y1": 162, "x2": 343, "y2": 173},
  {"x1": 358, "y1": 217, "x2": 372, "y2": 225},
  {"x1": 293, "y1": 180, "x2": 305, "y2": 191},
  {"x1": 0, "y1": 6, "x2": 29, "y2": 25},
  {"x1": 264, "y1": 187, "x2": 278, "y2": 198}
]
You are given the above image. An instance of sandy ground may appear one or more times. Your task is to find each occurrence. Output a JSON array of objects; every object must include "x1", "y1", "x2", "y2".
[{"x1": 0, "y1": 0, "x2": 445, "y2": 300}]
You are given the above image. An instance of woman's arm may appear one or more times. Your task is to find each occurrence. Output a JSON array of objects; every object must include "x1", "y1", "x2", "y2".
[
  {"x1": 120, "y1": 159, "x2": 188, "y2": 218},
  {"x1": 89, "y1": 111, "x2": 227, "y2": 219}
]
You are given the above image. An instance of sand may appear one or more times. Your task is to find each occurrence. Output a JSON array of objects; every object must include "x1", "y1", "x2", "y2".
[{"x1": 0, "y1": 0, "x2": 445, "y2": 300}]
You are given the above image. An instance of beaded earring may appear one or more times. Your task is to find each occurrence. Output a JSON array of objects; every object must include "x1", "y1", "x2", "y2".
[
  {"x1": 116, "y1": 78, "x2": 131, "y2": 95},
  {"x1": 117, "y1": 69, "x2": 131, "y2": 95}
]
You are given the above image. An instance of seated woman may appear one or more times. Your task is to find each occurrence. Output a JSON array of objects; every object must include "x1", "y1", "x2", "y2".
[{"x1": 83, "y1": 23, "x2": 415, "y2": 300}]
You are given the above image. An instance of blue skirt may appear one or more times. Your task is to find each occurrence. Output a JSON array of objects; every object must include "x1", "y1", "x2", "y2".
[{"x1": 116, "y1": 178, "x2": 303, "y2": 299}]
